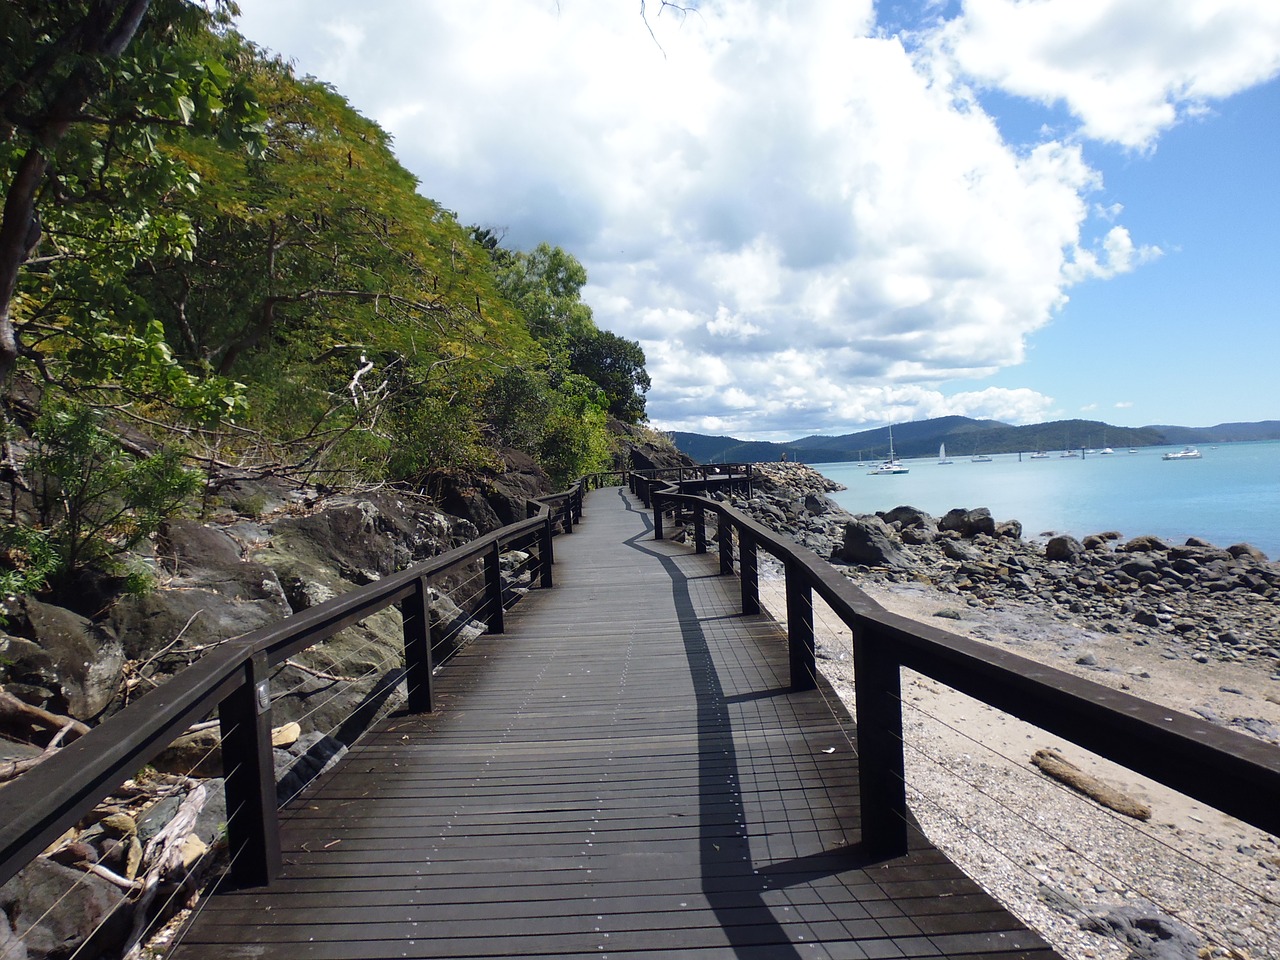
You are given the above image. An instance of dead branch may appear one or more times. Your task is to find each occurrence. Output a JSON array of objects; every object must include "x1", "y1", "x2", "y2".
[
  {"x1": 122, "y1": 783, "x2": 207, "y2": 959},
  {"x1": 0, "y1": 689, "x2": 90, "y2": 741},
  {"x1": 0, "y1": 720, "x2": 78, "y2": 782}
]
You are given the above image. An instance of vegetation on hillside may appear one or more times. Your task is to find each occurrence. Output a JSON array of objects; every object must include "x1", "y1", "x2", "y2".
[{"x1": 0, "y1": 3, "x2": 651, "y2": 604}]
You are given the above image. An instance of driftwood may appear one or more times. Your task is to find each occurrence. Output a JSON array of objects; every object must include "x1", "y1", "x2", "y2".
[
  {"x1": 0, "y1": 689, "x2": 90, "y2": 741},
  {"x1": 1031, "y1": 748, "x2": 1152, "y2": 821},
  {"x1": 121, "y1": 784, "x2": 207, "y2": 960}
]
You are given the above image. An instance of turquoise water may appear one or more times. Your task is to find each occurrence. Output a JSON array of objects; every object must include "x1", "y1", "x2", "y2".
[{"x1": 813, "y1": 440, "x2": 1280, "y2": 558}]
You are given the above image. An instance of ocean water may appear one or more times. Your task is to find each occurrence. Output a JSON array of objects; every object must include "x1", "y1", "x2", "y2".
[{"x1": 812, "y1": 440, "x2": 1280, "y2": 559}]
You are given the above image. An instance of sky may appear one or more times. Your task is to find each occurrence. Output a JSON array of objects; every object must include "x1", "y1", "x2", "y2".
[{"x1": 231, "y1": 0, "x2": 1280, "y2": 440}]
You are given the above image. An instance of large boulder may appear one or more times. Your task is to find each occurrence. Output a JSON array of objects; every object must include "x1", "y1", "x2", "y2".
[
  {"x1": 0, "y1": 858, "x2": 130, "y2": 960},
  {"x1": 833, "y1": 517, "x2": 913, "y2": 568},
  {"x1": 16, "y1": 599, "x2": 124, "y2": 720},
  {"x1": 938, "y1": 507, "x2": 996, "y2": 538},
  {"x1": 1045, "y1": 535, "x2": 1085, "y2": 562}
]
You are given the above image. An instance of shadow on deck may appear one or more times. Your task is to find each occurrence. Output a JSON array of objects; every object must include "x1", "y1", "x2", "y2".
[{"x1": 169, "y1": 487, "x2": 1059, "y2": 960}]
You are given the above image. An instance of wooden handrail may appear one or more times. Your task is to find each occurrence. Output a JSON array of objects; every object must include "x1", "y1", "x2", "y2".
[
  {"x1": 0, "y1": 479, "x2": 591, "y2": 889},
  {"x1": 648, "y1": 483, "x2": 1280, "y2": 859}
]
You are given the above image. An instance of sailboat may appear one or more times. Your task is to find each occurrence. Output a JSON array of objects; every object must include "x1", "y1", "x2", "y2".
[
  {"x1": 938, "y1": 442, "x2": 954, "y2": 465},
  {"x1": 868, "y1": 425, "x2": 909, "y2": 475}
]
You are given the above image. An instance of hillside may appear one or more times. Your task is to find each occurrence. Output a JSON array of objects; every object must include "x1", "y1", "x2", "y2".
[{"x1": 673, "y1": 417, "x2": 1280, "y2": 463}]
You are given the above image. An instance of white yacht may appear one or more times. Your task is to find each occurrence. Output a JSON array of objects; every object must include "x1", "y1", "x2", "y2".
[{"x1": 1162, "y1": 446, "x2": 1202, "y2": 460}]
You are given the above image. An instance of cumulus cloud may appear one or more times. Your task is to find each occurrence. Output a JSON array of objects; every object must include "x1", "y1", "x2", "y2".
[
  {"x1": 930, "y1": 0, "x2": 1280, "y2": 149},
  {"x1": 231, "y1": 0, "x2": 1275, "y2": 438}
]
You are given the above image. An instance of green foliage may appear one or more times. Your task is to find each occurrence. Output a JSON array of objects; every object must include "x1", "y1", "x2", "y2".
[
  {"x1": 1, "y1": 0, "x2": 267, "y2": 420},
  {"x1": 566, "y1": 329, "x2": 650, "y2": 423},
  {"x1": 2, "y1": 12, "x2": 652, "y2": 509},
  {"x1": 496, "y1": 243, "x2": 596, "y2": 342},
  {"x1": 21, "y1": 403, "x2": 202, "y2": 592}
]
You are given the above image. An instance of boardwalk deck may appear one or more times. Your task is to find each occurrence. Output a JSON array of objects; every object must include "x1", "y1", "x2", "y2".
[{"x1": 169, "y1": 486, "x2": 1060, "y2": 960}]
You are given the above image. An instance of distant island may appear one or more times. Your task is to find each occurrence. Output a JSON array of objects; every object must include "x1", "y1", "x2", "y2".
[{"x1": 671, "y1": 416, "x2": 1280, "y2": 464}]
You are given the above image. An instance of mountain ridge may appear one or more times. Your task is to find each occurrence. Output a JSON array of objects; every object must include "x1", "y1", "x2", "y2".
[{"x1": 671, "y1": 417, "x2": 1280, "y2": 463}]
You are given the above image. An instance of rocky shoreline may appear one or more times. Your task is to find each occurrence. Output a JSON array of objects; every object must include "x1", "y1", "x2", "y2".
[{"x1": 724, "y1": 461, "x2": 1280, "y2": 960}]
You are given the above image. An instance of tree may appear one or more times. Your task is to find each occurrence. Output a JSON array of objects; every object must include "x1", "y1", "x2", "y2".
[
  {"x1": 0, "y1": 0, "x2": 265, "y2": 402},
  {"x1": 567, "y1": 328, "x2": 650, "y2": 423},
  {"x1": 496, "y1": 242, "x2": 596, "y2": 343}
]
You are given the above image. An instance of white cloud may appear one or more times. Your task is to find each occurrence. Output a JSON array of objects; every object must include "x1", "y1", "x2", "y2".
[
  {"x1": 230, "y1": 0, "x2": 1276, "y2": 439},
  {"x1": 930, "y1": 0, "x2": 1280, "y2": 149}
]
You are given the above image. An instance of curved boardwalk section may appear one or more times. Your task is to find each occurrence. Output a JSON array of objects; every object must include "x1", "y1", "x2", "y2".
[{"x1": 170, "y1": 487, "x2": 1059, "y2": 959}]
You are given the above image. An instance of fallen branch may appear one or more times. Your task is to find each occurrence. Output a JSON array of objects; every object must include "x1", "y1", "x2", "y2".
[
  {"x1": 0, "y1": 689, "x2": 91, "y2": 741},
  {"x1": 1031, "y1": 748, "x2": 1152, "y2": 821},
  {"x1": 0, "y1": 721, "x2": 78, "y2": 782},
  {"x1": 283, "y1": 658, "x2": 361, "y2": 684}
]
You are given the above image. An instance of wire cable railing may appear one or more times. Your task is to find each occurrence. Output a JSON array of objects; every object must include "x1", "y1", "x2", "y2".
[
  {"x1": 0, "y1": 477, "x2": 587, "y2": 959},
  {"x1": 640, "y1": 475, "x2": 1280, "y2": 958}
]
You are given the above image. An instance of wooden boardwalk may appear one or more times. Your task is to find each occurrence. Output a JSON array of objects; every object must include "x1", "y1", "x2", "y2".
[{"x1": 170, "y1": 487, "x2": 1060, "y2": 960}]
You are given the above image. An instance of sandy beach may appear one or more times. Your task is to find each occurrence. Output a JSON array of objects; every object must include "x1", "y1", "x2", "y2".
[{"x1": 756, "y1": 568, "x2": 1280, "y2": 959}]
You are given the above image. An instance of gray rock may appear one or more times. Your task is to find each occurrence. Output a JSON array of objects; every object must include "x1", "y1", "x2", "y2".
[
  {"x1": 1045, "y1": 535, "x2": 1084, "y2": 562},
  {"x1": 0, "y1": 858, "x2": 130, "y2": 960},
  {"x1": 1120, "y1": 535, "x2": 1171, "y2": 553},
  {"x1": 1227, "y1": 542, "x2": 1268, "y2": 562},
  {"x1": 17, "y1": 598, "x2": 124, "y2": 720},
  {"x1": 939, "y1": 507, "x2": 996, "y2": 538},
  {"x1": 1080, "y1": 904, "x2": 1201, "y2": 960},
  {"x1": 833, "y1": 517, "x2": 913, "y2": 569}
]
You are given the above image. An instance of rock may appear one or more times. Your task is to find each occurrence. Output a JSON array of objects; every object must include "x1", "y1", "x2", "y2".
[
  {"x1": 833, "y1": 517, "x2": 913, "y2": 569},
  {"x1": 109, "y1": 587, "x2": 286, "y2": 668},
  {"x1": 0, "y1": 858, "x2": 130, "y2": 960},
  {"x1": 1120, "y1": 534, "x2": 1171, "y2": 553},
  {"x1": 1080, "y1": 904, "x2": 1201, "y2": 960},
  {"x1": 1045, "y1": 536, "x2": 1084, "y2": 562},
  {"x1": 1228, "y1": 542, "x2": 1269, "y2": 562},
  {"x1": 939, "y1": 539, "x2": 981, "y2": 562},
  {"x1": 939, "y1": 507, "x2": 996, "y2": 538},
  {"x1": 16, "y1": 598, "x2": 124, "y2": 720},
  {"x1": 880, "y1": 505, "x2": 931, "y2": 527},
  {"x1": 994, "y1": 519, "x2": 1022, "y2": 540}
]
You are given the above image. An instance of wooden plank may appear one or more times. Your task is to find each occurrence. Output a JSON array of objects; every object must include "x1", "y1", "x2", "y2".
[{"x1": 169, "y1": 487, "x2": 1061, "y2": 960}]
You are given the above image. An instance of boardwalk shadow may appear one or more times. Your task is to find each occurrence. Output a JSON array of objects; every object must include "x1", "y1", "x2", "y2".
[{"x1": 621, "y1": 499, "x2": 810, "y2": 958}]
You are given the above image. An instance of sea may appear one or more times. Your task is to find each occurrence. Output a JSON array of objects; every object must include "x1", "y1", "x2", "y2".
[{"x1": 811, "y1": 440, "x2": 1280, "y2": 559}]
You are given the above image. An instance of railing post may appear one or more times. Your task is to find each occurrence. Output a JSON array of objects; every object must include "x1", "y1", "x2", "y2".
[
  {"x1": 562, "y1": 499, "x2": 573, "y2": 533},
  {"x1": 402, "y1": 576, "x2": 435, "y2": 713},
  {"x1": 785, "y1": 556, "x2": 815, "y2": 690},
  {"x1": 539, "y1": 513, "x2": 554, "y2": 588},
  {"x1": 573, "y1": 488, "x2": 583, "y2": 523},
  {"x1": 853, "y1": 623, "x2": 908, "y2": 860},
  {"x1": 219, "y1": 652, "x2": 280, "y2": 888},
  {"x1": 718, "y1": 511, "x2": 734, "y2": 575},
  {"x1": 739, "y1": 530, "x2": 760, "y2": 615},
  {"x1": 485, "y1": 542, "x2": 505, "y2": 635},
  {"x1": 693, "y1": 503, "x2": 706, "y2": 554},
  {"x1": 653, "y1": 492, "x2": 665, "y2": 540}
]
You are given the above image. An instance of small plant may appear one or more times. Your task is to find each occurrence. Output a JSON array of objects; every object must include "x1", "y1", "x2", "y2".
[{"x1": 17, "y1": 403, "x2": 203, "y2": 596}]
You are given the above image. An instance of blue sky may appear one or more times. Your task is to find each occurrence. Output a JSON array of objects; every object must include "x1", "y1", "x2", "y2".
[{"x1": 231, "y1": 1, "x2": 1280, "y2": 439}]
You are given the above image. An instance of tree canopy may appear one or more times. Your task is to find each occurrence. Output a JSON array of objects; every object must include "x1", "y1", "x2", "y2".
[{"x1": 0, "y1": 5, "x2": 653, "y2": 505}]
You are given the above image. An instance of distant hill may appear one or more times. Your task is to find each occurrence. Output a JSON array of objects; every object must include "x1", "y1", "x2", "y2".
[{"x1": 671, "y1": 417, "x2": 1280, "y2": 463}]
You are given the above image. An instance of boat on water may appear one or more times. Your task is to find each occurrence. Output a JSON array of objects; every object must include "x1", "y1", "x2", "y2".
[
  {"x1": 971, "y1": 453, "x2": 993, "y2": 463},
  {"x1": 1099, "y1": 447, "x2": 1115, "y2": 455},
  {"x1": 938, "y1": 443, "x2": 954, "y2": 465},
  {"x1": 1029, "y1": 450, "x2": 1050, "y2": 459},
  {"x1": 1059, "y1": 450, "x2": 1078, "y2": 458},
  {"x1": 868, "y1": 425, "x2": 909, "y2": 475},
  {"x1": 1162, "y1": 446, "x2": 1202, "y2": 461}
]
